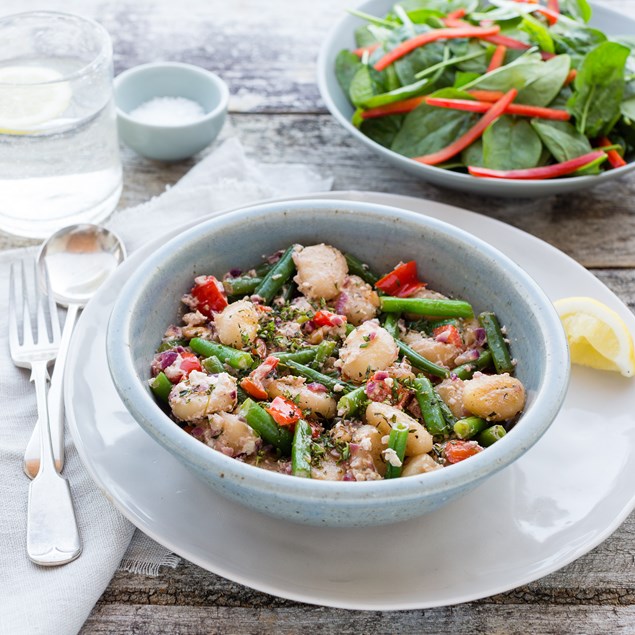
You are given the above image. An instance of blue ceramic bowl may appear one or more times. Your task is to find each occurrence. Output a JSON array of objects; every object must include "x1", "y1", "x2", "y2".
[
  {"x1": 106, "y1": 199, "x2": 570, "y2": 527},
  {"x1": 114, "y1": 62, "x2": 229, "y2": 161}
]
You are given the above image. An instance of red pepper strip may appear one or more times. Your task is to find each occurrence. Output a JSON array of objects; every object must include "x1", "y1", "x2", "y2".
[
  {"x1": 483, "y1": 32, "x2": 531, "y2": 50},
  {"x1": 413, "y1": 89, "x2": 517, "y2": 165},
  {"x1": 240, "y1": 356, "x2": 279, "y2": 400},
  {"x1": 598, "y1": 137, "x2": 627, "y2": 169},
  {"x1": 265, "y1": 396, "x2": 303, "y2": 427},
  {"x1": 424, "y1": 96, "x2": 570, "y2": 120},
  {"x1": 540, "y1": 51, "x2": 556, "y2": 60},
  {"x1": 312, "y1": 309, "x2": 347, "y2": 327},
  {"x1": 515, "y1": 0, "x2": 559, "y2": 24},
  {"x1": 468, "y1": 150, "x2": 607, "y2": 179},
  {"x1": 467, "y1": 90, "x2": 506, "y2": 102},
  {"x1": 354, "y1": 42, "x2": 380, "y2": 58},
  {"x1": 361, "y1": 96, "x2": 426, "y2": 119},
  {"x1": 564, "y1": 69, "x2": 577, "y2": 86},
  {"x1": 375, "y1": 260, "x2": 426, "y2": 297},
  {"x1": 487, "y1": 44, "x2": 507, "y2": 72},
  {"x1": 191, "y1": 275, "x2": 228, "y2": 317},
  {"x1": 374, "y1": 25, "x2": 501, "y2": 72},
  {"x1": 445, "y1": 8, "x2": 466, "y2": 19}
]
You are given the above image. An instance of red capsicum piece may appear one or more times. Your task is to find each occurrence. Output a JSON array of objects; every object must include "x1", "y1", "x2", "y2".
[
  {"x1": 178, "y1": 352, "x2": 202, "y2": 377},
  {"x1": 598, "y1": 137, "x2": 627, "y2": 169},
  {"x1": 240, "y1": 356, "x2": 279, "y2": 400},
  {"x1": 191, "y1": 275, "x2": 228, "y2": 317},
  {"x1": 487, "y1": 44, "x2": 507, "y2": 72},
  {"x1": 312, "y1": 310, "x2": 347, "y2": 327},
  {"x1": 375, "y1": 260, "x2": 426, "y2": 297},
  {"x1": 414, "y1": 89, "x2": 517, "y2": 165},
  {"x1": 468, "y1": 150, "x2": 608, "y2": 179},
  {"x1": 445, "y1": 439, "x2": 483, "y2": 464},
  {"x1": 361, "y1": 96, "x2": 426, "y2": 119},
  {"x1": 265, "y1": 396, "x2": 303, "y2": 427},
  {"x1": 373, "y1": 25, "x2": 501, "y2": 72},
  {"x1": 433, "y1": 324, "x2": 464, "y2": 349},
  {"x1": 424, "y1": 96, "x2": 570, "y2": 121},
  {"x1": 353, "y1": 42, "x2": 380, "y2": 58}
]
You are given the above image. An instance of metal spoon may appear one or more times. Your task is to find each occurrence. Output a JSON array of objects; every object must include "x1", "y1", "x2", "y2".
[{"x1": 23, "y1": 224, "x2": 126, "y2": 478}]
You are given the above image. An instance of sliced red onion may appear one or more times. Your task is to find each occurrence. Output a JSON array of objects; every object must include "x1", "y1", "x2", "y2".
[
  {"x1": 334, "y1": 292, "x2": 349, "y2": 315},
  {"x1": 190, "y1": 427, "x2": 205, "y2": 439},
  {"x1": 435, "y1": 331, "x2": 451, "y2": 344},
  {"x1": 228, "y1": 268, "x2": 242, "y2": 277},
  {"x1": 374, "y1": 371, "x2": 389, "y2": 381},
  {"x1": 306, "y1": 382, "x2": 328, "y2": 393},
  {"x1": 159, "y1": 350, "x2": 178, "y2": 370},
  {"x1": 454, "y1": 349, "x2": 480, "y2": 365},
  {"x1": 365, "y1": 380, "x2": 391, "y2": 402},
  {"x1": 349, "y1": 443, "x2": 360, "y2": 454},
  {"x1": 342, "y1": 473, "x2": 356, "y2": 481},
  {"x1": 473, "y1": 327, "x2": 487, "y2": 347}
]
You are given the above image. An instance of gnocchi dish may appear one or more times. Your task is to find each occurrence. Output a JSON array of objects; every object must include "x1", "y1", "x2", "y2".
[{"x1": 150, "y1": 244, "x2": 526, "y2": 480}]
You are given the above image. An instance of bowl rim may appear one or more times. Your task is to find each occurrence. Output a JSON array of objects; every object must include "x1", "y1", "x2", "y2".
[
  {"x1": 114, "y1": 61, "x2": 229, "y2": 130},
  {"x1": 315, "y1": 0, "x2": 635, "y2": 193},
  {"x1": 106, "y1": 198, "x2": 570, "y2": 501}
]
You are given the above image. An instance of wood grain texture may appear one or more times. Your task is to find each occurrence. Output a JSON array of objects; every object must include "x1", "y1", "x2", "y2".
[{"x1": 2, "y1": 0, "x2": 635, "y2": 632}]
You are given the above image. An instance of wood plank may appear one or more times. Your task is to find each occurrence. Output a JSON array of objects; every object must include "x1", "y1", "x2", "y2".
[{"x1": 80, "y1": 604, "x2": 635, "y2": 634}]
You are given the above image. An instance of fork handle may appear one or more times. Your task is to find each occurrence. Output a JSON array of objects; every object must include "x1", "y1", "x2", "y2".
[
  {"x1": 23, "y1": 303, "x2": 80, "y2": 479},
  {"x1": 26, "y1": 361, "x2": 81, "y2": 566}
]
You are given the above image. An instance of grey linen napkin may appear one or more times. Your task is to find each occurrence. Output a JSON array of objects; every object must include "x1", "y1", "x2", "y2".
[{"x1": 0, "y1": 137, "x2": 332, "y2": 635}]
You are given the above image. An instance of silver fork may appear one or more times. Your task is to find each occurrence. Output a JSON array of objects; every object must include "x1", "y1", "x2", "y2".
[{"x1": 9, "y1": 260, "x2": 82, "y2": 566}]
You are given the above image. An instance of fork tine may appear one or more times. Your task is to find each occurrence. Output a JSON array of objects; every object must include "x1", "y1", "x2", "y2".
[
  {"x1": 20, "y1": 260, "x2": 34, "y2": 348},
  {"x1": 8, "y1": 263, "x2": 19, "y2": 354},
  {"x1": 41, "y1": 262, "x2": 61, "y2": 343},
  {"x1": 34, "y1": 261, "x2": 50, "y2": 345}
]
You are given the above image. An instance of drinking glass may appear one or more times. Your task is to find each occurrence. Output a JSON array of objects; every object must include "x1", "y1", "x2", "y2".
[{"x1": 0, "y1": 12, "x2": 122, "y2": 239}]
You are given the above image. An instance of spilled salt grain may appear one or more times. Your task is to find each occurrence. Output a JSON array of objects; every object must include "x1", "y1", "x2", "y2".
[{"x1": 128, "y1": 96, "x2": 205, "y2": 125}]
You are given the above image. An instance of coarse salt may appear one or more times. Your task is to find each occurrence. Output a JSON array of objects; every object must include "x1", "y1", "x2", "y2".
[{"x1": 128, "y1": 96, "x2": 205, "y2": 126}]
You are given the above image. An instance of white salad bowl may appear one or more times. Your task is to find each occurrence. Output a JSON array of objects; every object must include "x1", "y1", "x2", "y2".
[
  {"x1": 316, "y1": 0, "x2": 635, "y2": 197},
  {"x1": 106, "y1": 198, "x2": 570, "y2": 527}
]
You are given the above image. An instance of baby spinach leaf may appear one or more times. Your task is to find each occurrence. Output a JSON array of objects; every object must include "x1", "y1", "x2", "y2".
[
  {"x1": 360, "y1": 114, "x2": 405, "y2": 148},
  {"x1": 482, "y1": 116, "x2": 543, "y2": 169},
  {"x1": 349, "y1": 66, "x2": 376, "y2": 107},
  {"x1": 530, "y1": 119, "x2": 593, "y2": 162},
  {"x1": 391, "y1": 89, "x2": 479, "y2": 157},
  {"x1": 622, "y1": 98, "x2": 635, "y2": 121},
  {"x1": 552, "y1": 25, "x2": 606, "y2": 66},
  {"x1": 354, "y1": 25, "x2": 379, "y2": 49},
  {"x1": 567, "y1": 41, "x2": 630, "y2": 138},
  {"x1": 559, "y1": 0, "x2": 592, "y2": 23},
  {"x1": 454, "y1": 71, "x2": 480, "y2": 88},
  {"x1": 461, "y1": 138, "x2": 485, "y2": 167},
  {"x1": 463, "y1": 58, "x2": 544, "y2": 92},
  {"x1": 335, "y1": 50, "x2": 363, "y2": 95},
  {"x1": 362, "y1": 76, "x2": 431, "y2": 109},
  {"x1": 516, "y1": 54, "x2": 571, "y2": 106}
]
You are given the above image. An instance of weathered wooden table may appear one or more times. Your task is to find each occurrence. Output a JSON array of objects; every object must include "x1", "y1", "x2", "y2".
[{"x1": 4, "y1": 0, "x2": 635, "y2": 631}]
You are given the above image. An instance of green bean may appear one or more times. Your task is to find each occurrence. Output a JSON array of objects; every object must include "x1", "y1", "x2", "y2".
[
  {"x1": 241, "y1": 399, "x2": 293, "y2": 454},
  {"x1": 426, "y1": 318, "x2": 461, "y2": 332},
  {"x1": 254, "y1": 261, "x2": 274, "y2": 277},
  {"x1": 314, "y1": 339, "x2": 337, "y2": 366},
  {"x1": 281, "y1": 281, "x2": 297, "y2": 303},
  {"x1": 292, "y1": 419, "x2": 313, "y2": 478},
  {"x1": 223, "y1": 276, "x2": 262, "y2": 296},
  {"x1": 345, "y1": 322, "x2": 355, "y2": 336},
  {"x1": 157, "y1": 338, "x2": 188, "y2": 352},
  {"x1": 478, "y1": 312, "x2": 514, "y2": 374},
  {"x1": 271, "y1": 347, "x2": 319, "y2": 364},
  {"x1": 436, "y1": 396, "x2": 457, "y2": 427},
  {"x1": 281, "y1": 359, "x2": 355, "y2": 393},
  {"x1": 381, "y1": 296, "x2": 474, "y2": 318},
  {"x1": 396, "y1": 340, "x2": 450, "y2": 379},
  {"x1": 413, "y1": 377, "x2": 449, "y2": 436},
  {"x1": 384, "y1": 423, "x2": 409, "y2": 479},
  {"x1": 190, "y1": 338, "x2": 253, "y2": 370},
  {"x1": 253, "y1": 245, "x2": 296, "y2": 304},
  {"x1": 202, "y1": 355, "x2": 225, "y2": 374},
  {"x1": 453, "y1": 350, "x2": 494, "y2": 380},
  {"x1": 337, "y1": 385, "x2": 368, "y2": 417},
  {"x1": 454, "y1": 416, "x2": 488, "y2": 440},
  {"x1": 149, "y1": 372, "x2": 172, "y2": 403},
  {"x1": 236, "y1": 385, "x2": 249, "y2": 403},
  {"x1": 382, "y1": 312, "x2": 400, "y2": 338},
  {"x1": 478, "y1": 424, "x2": 507, "y2": 447},
  {"x1": 344, "y1": 253, "x2": 379, "y2": 285}
]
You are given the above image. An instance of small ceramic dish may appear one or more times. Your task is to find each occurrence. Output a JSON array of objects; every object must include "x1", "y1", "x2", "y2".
[
  {"x1": 114, "y1": 61, "x2": 229, "y2": 161},
  {"x1": 106, "y1": 198, "x2": 570, "y2": 527}
]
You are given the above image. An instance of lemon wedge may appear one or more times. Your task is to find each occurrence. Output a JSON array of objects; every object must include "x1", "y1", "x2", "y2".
[
  {"x1": 0, "y1": 65, "x2": 72, "y2": 133},
  {"x1": 554, "y1": 296, "x2": 635, "y2": 378}
]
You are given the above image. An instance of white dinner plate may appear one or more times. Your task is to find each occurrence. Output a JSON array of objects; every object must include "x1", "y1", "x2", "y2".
[{"x1": 65, "y1": 192, "x2": 635, "y2": 611}]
